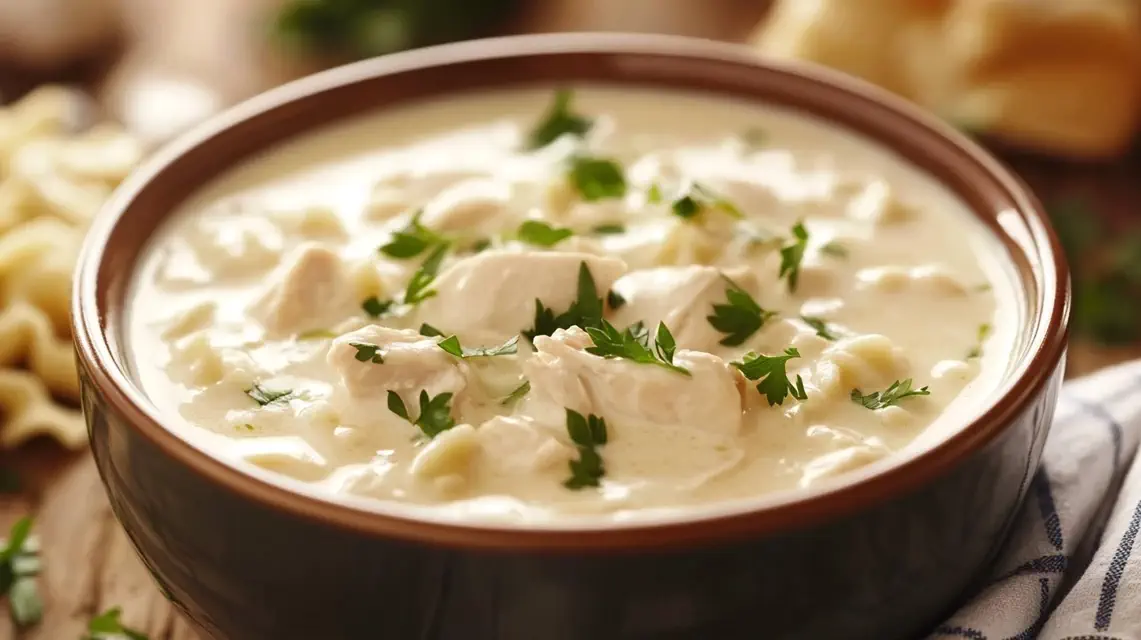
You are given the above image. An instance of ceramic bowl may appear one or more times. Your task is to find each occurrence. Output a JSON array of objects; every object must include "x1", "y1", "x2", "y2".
[{"x1": 72, "y1": 33, "x2": 1069, "y2": 640}]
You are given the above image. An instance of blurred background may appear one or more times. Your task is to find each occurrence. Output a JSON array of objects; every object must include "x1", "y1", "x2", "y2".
[{"x1": 0, "y1": 0, "x2": 1140, "y2": 636}]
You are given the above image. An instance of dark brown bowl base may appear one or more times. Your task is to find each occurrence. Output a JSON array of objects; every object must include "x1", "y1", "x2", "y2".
[{"x1": 74, "y1": 34, "x2": 1070, "y2": 640}]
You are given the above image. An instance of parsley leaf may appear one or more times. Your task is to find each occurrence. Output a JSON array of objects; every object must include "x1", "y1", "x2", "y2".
[
  {"x1": 1, "y1": 517, "x2": 41, "y2": 629},
  {"x1": 800, "y1": 316, "x2": 838, "y2": 340},
  {"x1": 670, "y1": 182, "x2": 743, "y2": 221},
  {"x1": 518, "y1": 220, "x2": 573, "y2": 247},
  {"x1": 84, "y1": 607, "x2": 149, "y2": 640},
  {"x1": 646, "y1": 183, "x2": 663, "y2": 204},
  {"x1": 419, "y1": 323, "x2": 444, "y2": 337},
  {"x1": 523, "y1": 262, "x2": 604, "y2": 340},
  {"x1": 403, "y1": 242, "x2": 449, "y2": 306},
  {"x1": 349, "y1": 342, "x2": 385, "y2": 364},
  {"x1": 779, "y1": 221, "x2": 810, "y2": 292},
  {"x1": 592, "y1": 223, "x2": 626, "y2": 235},
  {"x1": 387, "y1": 390, "x2": 456, "y2": 438},
  {"x1": 527, "y1": 89, "x2": 592, "y2": 150},
  {"x1": 437, "y1": 335, "x2": 519, "y2": 358},
  {"x1": 563, "y1": 409, "x2": 608, "y2": 489},
  {"x1": 606, "y1": 290, "x2": 626, "y2": 310},
  {"x1": 361, "y1": 296, "x2": 394, "y2": 318},
  {"x1": 851, "y1": 379, "x2": 930, "y2": 410},
  {"x1": 706, "y1": 278, "x2": 775, "y2": 346},
  {"x1": 568, "y1": 156, "x2": 626, "y2": 201},
  {"x1": 245, "y1": 384, "x2": 293, "y2": 406},
  {"x1": 732, "y1": 348, "x2": 808, "y2": 406},
  {"x1": 501, "y1": 380, "x2": 531, "y2": 407},
  {"x1": 584, "y1": 320, "x2": 691, "y2": 375},
  {"x1": 819, "y1": 241, "x2": 848, "y2": 259},
  {"x1": 966, "y1": 323, "x2": 991, "y2": 359},
  {"x1": 379, "y1": 210, "x2": 446, "y2": 259},
  {"x1": 297, "y1": 328, "x2": 337, "y2": 340}
]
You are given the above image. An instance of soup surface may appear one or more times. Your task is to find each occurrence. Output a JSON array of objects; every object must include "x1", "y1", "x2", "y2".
[{"x1": 127, "y1": 87, "x2": 1018, "y2": 523}]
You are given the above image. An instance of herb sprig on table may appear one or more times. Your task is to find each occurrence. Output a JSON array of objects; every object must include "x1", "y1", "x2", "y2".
[{"x1": 1, "y1": 517, "x2": 41, "y2": 629}]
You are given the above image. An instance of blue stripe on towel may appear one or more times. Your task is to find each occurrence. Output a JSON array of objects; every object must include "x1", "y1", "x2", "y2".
[{"x1": 1095, "y1": 497, "x2": 1141, "y2": 630}]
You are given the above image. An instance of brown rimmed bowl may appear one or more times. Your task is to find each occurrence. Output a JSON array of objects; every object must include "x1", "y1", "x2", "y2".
[{"x1": 72, "y1": 33, "x2": 1069, "y2": 640}]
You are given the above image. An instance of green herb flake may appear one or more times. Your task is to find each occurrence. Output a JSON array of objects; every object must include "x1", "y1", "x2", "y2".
[
  {"x1": 646, "y1": 183, "x2": 663, "y2": 204},
  {"x1": 707, "y1": 278, "x2": 776, "y2": 347},
  {"x1": 361, "y1": 296, "x2": 394, "y2": 318},
  {"x1": 500, "y1": 380, "x2": 531, "y2": 407},
  {"x1": 800, "y1": 316, "x2": 838, "y2": 341},
  {"x1": 524, "y1": 262, "x2": 605, "y2": 340},
  {"x1": 527, "y1": 89, "x2": 592, "y2": 150},
  {"x1": 297, "y1": 329, "x2": 337, "y2": 340},
  {"x1": 1, "y1": 517, "x2": 42, "y2": 629},
  {"x1": 606, "y1": 289, "x2": 626, "y2": 310},
  {"x1": 419, "y1": 323, "x2": 445, "y2": 337},
  {"x1": 819, "y1": 241, "x2": 849, "y2": 259},
  {"x1": 584, "y1": 320, "x2": 690, "y2": 376},
  {"x1": 402, "y1": 242, "x2": 449, "y2": 306},
  {"x1": 245, "y1": 384, "x2": 293, "y2": 407},
  {"x1": 851, "y1": 379, "x2": 930, "y2": 410},
  {"x1": 742, "y1": 127, "x2": 768, "y2": 150},
  {"x1": 239, "y1": 423, "x2": 256, "y2": 431},
  {"x1": 563, "y1": 409, "x2": 608, "y2": 489},
  {"x1": 591, "y1": 223, "x2": 626, "y2": 235},
  {"x1": 779, "y1": 221, "x2": 810, "y2": 292},
  {"x1": 966, "y1": 323, "x2": 992, "y2": 359},
  {"x1": 387, "y1": 390, "x2": 457, "y2": 438},
  {"x1": 436, "y1": 335, "x2": 519, "y2": 359},
  {"x1": 379, "y1": 210, "x2": 446, "y2": 259},
  {"x1": 670, "y1": 183, "x2": 743, "y2": 222},
  {"x1": 732, "y1": 348, "x2": 808, "y2": 406},
  {"x1": 350, "y1": 342, "x2": 385, "y2": 364},
  {"x1": 517, "y1": 220, "x2": 573, "y2": 247},
  {"x1": 84, "y1": 606, "x2": 150, "y2": 640},
  {"x1": 568, "y1": 156, "x2": 627, "y2": 201}
]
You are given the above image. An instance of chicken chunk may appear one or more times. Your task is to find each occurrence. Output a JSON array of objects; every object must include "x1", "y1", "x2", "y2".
[
  {"x1": 609, "y1": 265, "x2": 762, "y2": 352},
  {"x1": 522, "y1": 327, "x2": 746, "y2": 436},
  {"x1": 256, "y1": 244, "x2": 351, "y2": 337},
  {"x1": 327, "y1": 325, "x2": 468, "y2": 406},
  {"x1": 415, "y1": 250, "x2": 627, "y2": 343}
]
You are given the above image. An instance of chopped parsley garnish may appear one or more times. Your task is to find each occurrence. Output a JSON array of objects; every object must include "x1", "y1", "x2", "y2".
[
  {"x1": 670, "y1": 182, "x2": 743, "y2": 221},
  {"x1": 1, "y1": 517, "x2": 42, "y2": 629},
  {"x1": 592, "y1": 223, "x2": 626, "y2": 235},
  {"x1": 732, "y1": 348, "x2": 808, "y2": 406},
  {"x1": 470, "y1": 238, "x2": 492, "y2": 253},
  {"x1": 517, "y1": 220, "x2": 573, "y2": 247},
  {"x1": 437, "y1": 335, "x2": 519, "y2": 358},
  {"x1": 524, "y1": 262, "x2": 604, "y2": 340},
  {"x1": 297, "y1": 328, "x2": 337, "y2": 340},
  {"x1": 706, "y1": 278, "x2": 776, "y2": 346},
  {"x1": 568, "y1": 156, "x2": 627, "y2": 201},
  {"x1": 402, "y1": 242, "x2": 449, "y2": 306},
  {"x1": 527, "y1": 89, "x2": 592, "y2": 150},
  {"x1": 779, "y1": 221, "x2": 810, "y2": 292},
  {"x1": 500, "y1": 380, "x2": 531, "y2": 406},
  {"x1": 361, "y1": 296, "x2": 393, "y2": 318},
  {"x1": 606, "y1": 289, "x2": 626, "y2": 310},
  {"x1": 966, "y1": 323, "x2": 991, "y2": 359},
  {"x1": 584, "y1": 320, "x2": 690, "y2": 376},
  {"x1": 742, "y1": 127, "x2": 768, "y2": 150},
  {"x1": 245, "y1": 384, "x2": 293, "y2": 406},
  {"x1": 800, "y1": 315, "x2": 838, "y2": 340},
  {"x1": 819, "y1": 241, "x2": 848, "y2": 259},
  {"x1": 350, "y1": 342, "x2": 385, "y2": 364},
  {"x1": 387, "y1": 390, "x2": 456, "y2": 438},
  {"x1": 419, "y1": 323, "x2": 444, "y2": 337},
  {"x1": 239, "y1": 423, "x2": 256, "y2": 431},
  {"x1": 379, "y1": 210, "x2": 446, "y2": 259},
  {"x1": 646, "y1": 183, "x2": 663, "y2": 204},
  {"x1": 83, "y1": 607, "x2": 149, "y2": 640},
  {"x1": 851, "y1": 379, "x2": 930, "y2": 410},
  {"x1": 563, "y1": 409, "x2": 608, "y2": 489}
]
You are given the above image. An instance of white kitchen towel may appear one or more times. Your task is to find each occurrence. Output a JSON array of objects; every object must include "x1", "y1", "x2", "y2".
[{"x1": 931, "y1": 359, "x2": 1141, "y2": 640}]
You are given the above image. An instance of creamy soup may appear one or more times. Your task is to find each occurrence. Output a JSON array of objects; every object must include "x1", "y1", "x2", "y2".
[{"x1": 127, "y1": 87, "x2": 1018, "y2": 523}]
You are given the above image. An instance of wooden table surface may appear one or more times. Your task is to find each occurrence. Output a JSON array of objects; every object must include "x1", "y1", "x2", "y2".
[{"x1": 2, "y1": 14, "x2": 1140, "y2": 640}]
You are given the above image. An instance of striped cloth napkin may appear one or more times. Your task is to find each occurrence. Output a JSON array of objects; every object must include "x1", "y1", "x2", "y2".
[{"x1": 932, "y1": 360, "x2": 1141, "y2": 640}]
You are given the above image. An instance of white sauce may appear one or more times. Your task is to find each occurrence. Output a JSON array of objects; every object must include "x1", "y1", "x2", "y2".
[{"x1": 126, "y1": 87, "x2": 1020, "y2": 524}]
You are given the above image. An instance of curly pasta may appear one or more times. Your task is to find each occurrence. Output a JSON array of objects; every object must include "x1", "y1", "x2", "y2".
[{"x1": 0, "y1": 86, "x2": 144, "y2": 448}]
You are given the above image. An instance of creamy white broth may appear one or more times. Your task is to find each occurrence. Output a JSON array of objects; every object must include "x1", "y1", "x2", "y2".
[{"x1": 127, "y1": 86, "x2": 1019, "y2": 523}]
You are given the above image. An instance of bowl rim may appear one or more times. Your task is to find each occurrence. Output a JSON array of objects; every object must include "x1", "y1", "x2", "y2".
[{"x1": 73, "y1": 32, "x2": 1070, "y2": 551}]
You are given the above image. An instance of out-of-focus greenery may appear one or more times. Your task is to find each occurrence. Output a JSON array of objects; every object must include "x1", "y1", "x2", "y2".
[
  {"x1": 1049, "y1": 199, "x2": 1141, "y2": 345},
  {"x1": 273, "y1": 0, "x2": 521, "y2": 60}
]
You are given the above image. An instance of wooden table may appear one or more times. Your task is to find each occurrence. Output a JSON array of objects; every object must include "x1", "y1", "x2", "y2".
[{"x1": 1, "y1": 18, "x2": 1140, "y2": 640}]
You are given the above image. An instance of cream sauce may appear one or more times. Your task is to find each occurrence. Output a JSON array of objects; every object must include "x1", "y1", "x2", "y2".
[{"x1": 127, "y1": 87, "x2": 1019, "y2": 523}]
